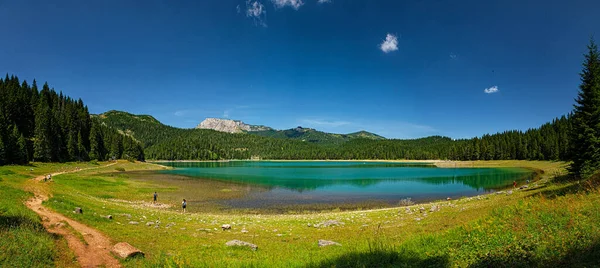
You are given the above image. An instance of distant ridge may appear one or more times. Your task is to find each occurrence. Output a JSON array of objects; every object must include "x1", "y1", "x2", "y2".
[
  {"x1": 196, "y1": 118, "x2": 273, "y2": 133},
  {"x1": 194, "y1": 118, "x2": 386, "y2": 144}
]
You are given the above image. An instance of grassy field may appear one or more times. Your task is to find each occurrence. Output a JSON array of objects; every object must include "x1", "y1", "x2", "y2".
[{"x1": 2, "y1": 160, "x2": 600, "y2": 267}]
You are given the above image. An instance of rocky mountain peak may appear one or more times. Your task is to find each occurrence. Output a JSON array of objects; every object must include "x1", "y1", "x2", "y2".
[{"x1": 196, "y1": 118, "x2": 272, "y2": 133}]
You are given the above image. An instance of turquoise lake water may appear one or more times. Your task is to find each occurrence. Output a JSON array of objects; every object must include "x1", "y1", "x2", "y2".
[{"x1": 158, "y1": 161, "x2": 534, "y2": 208}]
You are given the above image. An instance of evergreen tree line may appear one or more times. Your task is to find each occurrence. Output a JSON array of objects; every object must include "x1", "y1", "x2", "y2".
[
  {"x1": 97, "y1": 111, "x2": 571, "y2": 162},
  {"x1": 0, "y1": 75, "x2": 144, "y2": 165}
]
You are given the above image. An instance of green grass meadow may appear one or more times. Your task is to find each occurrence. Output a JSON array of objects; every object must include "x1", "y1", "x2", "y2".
[{"x1": 1, "y1": 160, "x2": 600, "y2": 267}]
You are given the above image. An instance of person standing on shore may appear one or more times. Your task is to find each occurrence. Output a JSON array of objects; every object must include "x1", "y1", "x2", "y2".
[
  {"x1": 153, "y1": 192, "x2": 158, "y2": 204},
  {"x1": 182, "y1": 199, "x2": 187, "y2": 213},
  {"x1": 513, "y1": 181, "x2": 517, "y2": 188}
]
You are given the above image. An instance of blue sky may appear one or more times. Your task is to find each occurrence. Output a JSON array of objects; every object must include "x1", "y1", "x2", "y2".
[{"x1": 1, "y1": 0, "x2": 598, "y2": 138}]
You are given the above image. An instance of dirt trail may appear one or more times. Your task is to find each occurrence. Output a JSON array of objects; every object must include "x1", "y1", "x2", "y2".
[{"x1": 25, "y1": 162, "x2": 121, "y2": 268}]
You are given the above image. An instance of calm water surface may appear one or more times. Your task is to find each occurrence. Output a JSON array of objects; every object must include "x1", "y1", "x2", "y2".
[{"x1": 156, "y1": 161, "x2": 534, "y2": 209}]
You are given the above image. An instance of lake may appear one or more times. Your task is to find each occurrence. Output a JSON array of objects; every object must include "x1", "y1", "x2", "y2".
[{"x1": 154, "y1": 161, "x2": 535, "y2": 210}]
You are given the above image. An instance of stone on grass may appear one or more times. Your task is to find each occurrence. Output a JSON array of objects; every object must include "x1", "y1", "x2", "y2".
[
  {"x1": 112, "y1": 242, "x2": 144, "y2": 259},
  {"x1": 506, "y1": 190, "x2": 513, "y2": 195},
  {"x1": 74, "y1": 207, "x2": 83, "y2": 214},
  {"x1": 419, "y1": 207, "x2": 425, "y2": 213},
  {"x1": 430, "y1": 205, "x2": 439, "y2": 212},
  {"x1": 241, "y1": 228, "x2": 249, "y2": 233},
  {"x1": 314, "y1": 220, "x2": 344, "y2": 228},
  {"x1": 318, "y1": 240, "x2": 341, "y2": 247},
  {"x1": 221, "y1": 224, "x2": 232, "y2": 230},
  {"x1": 106, "y1": 215, "x2": 113, "y2": 220},
  {"x1": 129, "y1": 221, "x2": 139, "y2": 225},
  {"x1": 225, "y1": 240, "x2": 258, "y2": 251},
  {"x1": 146, "y1": 222, "x2": 154, "y2": 226}
]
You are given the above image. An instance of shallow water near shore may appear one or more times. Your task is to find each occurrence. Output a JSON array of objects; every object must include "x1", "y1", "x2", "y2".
[{"x1": 142, "y1": 161, "x2": 534, "y2": 212}]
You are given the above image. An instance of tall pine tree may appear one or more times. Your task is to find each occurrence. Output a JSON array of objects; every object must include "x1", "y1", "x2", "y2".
[{"x1": 570, "y1": 39, "x2": 600, "y2": 178}]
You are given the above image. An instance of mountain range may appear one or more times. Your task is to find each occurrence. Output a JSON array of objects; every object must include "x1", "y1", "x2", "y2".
[{"x1": 195, "y1": 118, "x2": 386, "y2": 144}]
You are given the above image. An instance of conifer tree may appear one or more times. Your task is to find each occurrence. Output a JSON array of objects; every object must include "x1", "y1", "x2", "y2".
[
  {"x1": 33, "y1": 94, "x2": 52, "y2": 162},
  {"x1": 570, "y1": 40, "x2": 600, "y2": 178},
  {"x1": 0, "y1": 136, "x2": 5, "y2": 165}
]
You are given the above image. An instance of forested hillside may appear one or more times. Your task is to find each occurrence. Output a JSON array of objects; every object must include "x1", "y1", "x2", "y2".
[
  {"x1": 0, "y1": 75, "x2": 144, "y2": 165},
  {"x1": 97, "y1": 110, "x2": 571, "y2": 161},
  {"x1": 250, "y1": 127, "x2": 385, "y2": 144}
]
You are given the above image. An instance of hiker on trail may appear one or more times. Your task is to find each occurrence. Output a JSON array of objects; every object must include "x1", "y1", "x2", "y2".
[
  {"x1": 153, "y1": 192, "x2": 158, "y2": 203},
  {"x1": 182, "y1": 199, "x2": 187, "y2": 213},
  {"x1": 513, "y1": 181, "x2": 517, "y2": 188}
]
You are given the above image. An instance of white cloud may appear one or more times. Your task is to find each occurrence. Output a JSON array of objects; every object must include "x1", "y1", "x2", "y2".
[
  {"x1": 272, "y1": 0, "x2": 304, "y2": 10},
  {"x1": 236, "y1": 5, "x2": 241, "y2": 13},
  {"x1": 449, "y1": 53, "x2": 457, "y2": 59},
  {"x1": 317, "y1": 0, "x2": 332, "y2": 3},
  {"x1": 484, "y1": 86, "x2": 499, "y2": 94},
  {"x1": 246, "y1": 1, "x2": 267, "y2": 27},
  {"x1": 301, "y1": 119, "x2": 351, "y2": 128},
  {"x1": 380, "y1": 33, "x2": 398, "y2": 53}
]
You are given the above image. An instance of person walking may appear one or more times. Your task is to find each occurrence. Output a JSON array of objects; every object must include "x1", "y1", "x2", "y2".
[
  {"x1": 513, "y1": 181, "x2": 517, "y2": 188},
  {"x1": 182, "y1": 199, "x2": 187, "y2": 213},
  {"x1": 153, "y1": 192, "x2": 158, "y2": 204}
]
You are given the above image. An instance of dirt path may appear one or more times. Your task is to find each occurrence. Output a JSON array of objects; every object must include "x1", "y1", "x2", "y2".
[{"x1": 25, "y1": 162, "x2": 121, "y2": 268}]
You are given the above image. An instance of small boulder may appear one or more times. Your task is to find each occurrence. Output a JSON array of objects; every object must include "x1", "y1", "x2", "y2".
[
  {"x1": 146, "y1": 222, "x2": 154, "y2": 226},
  {"x1": 506, "y1": 190, "x2": 513, "y2": 195},
  {"x1": 105, "y1": 215, "x2": 113, "y2": 220},
  {"x1": 221, "y1": 224, "x2": 232, "y2": 230},
  {"x1": 318, "y1": 239, "x2": 341, "y2": 247},
  {"x1": 225, "y1": 240, "x2": 258, "y2": 251},
  {"x1": 430, "y1": 205, "x2": 439, "y2": 212},
  {"x1": 241, "y1": 228, "x2": 249, "y2": 233},
  {"x1": 74, "y1": 207, "x2": 83, "y2": 214},
  {"x1": 112, "y1": 242, "x2": 144, "y2": 259},
  {"x1": 314, "y1": 220, "x2": 344, "y2": 228},
  {"x1": 419, "y1": 207, "x2": 425, "y2": 213},
  {"x1": 121, "y1": 214, "x2": 132, "y2": 219},
  {"x1": 129, "y1": 221, "x2": 139, "y2": 225}
]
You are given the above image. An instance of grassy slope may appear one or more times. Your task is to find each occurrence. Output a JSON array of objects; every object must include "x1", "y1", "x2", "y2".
[
  {"x1": 0, "y1": 162, "x2": 101, "y2": 267},
  {"x1": 3, "y1": 160, "x2": 600, "y2": 267}
]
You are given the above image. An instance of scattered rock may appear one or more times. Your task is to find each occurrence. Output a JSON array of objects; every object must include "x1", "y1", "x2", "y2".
[
  {"x1": 430, "y1": 205, "x2": 439, "y2": 212},
  {"x1": 506, "y1": 190, "x2": 513, "y2": 195},
  {"x1": 241, "y1": 228, "x2": 249, "y2": 233},
  {"x1": 496, "y1": 191, "x2": 505, "y2": 194},
  {"x1": 146, "y1": 222, "x2": 154, "y2": 226},
  {"x1": 276, "y1": 234, "x2": 283, "y2": 237},
  {"x1": 415, "y1": 218, "x2": 422, "y2": 221},
  {"x1": 520, "y1": 185, "x2": 529, "y2": 189},
  {"x1": 307, "y1": 223, "x2": 312, "y2": 227},
  {"x1": 318, "y1": 240, "x2": 341, "y2": 247},
  {"x1": 225, "y1": 240, "x2": 258, "y2": 251},
  {"x1": 221, "y1": 224, "x2": 232, "y2": 230},
  {"x1": 112, "y1": 242, "x2": 144, "y2": 259},
  {"x1": 129, "y1": 221, "x2": 139, "y2": 225},
  {"x1": 166, "y1": 222, "x2": 176, "y2": 228},
  {"x1": 405, "y1": 207, "x2": 413, "y2": 214},
  {"x1": 314, "y1": 220, "x2": 344, "y2": 228},
  {"x1": 74, "y1": 207, "x2": 83, "y2": 214},
  {"x1": 121, "y1": 214, "x2": 132, "y2": 219},
  {"x1": 104, "y1": 215, "x2": 112, "y2": 220},
  {"x1": 419, "y1": 207, "x2": 425, "y2": 213},
  {"x1": 446, "y1": 197, "x2": 452, "y2": 201}
]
